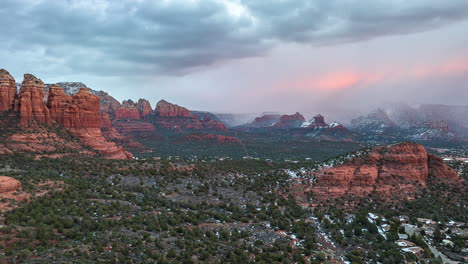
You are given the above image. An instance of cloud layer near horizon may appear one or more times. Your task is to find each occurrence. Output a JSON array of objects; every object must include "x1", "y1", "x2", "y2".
[{"x1": 1, "y1": 0, "x2": 468, "y2": 119}]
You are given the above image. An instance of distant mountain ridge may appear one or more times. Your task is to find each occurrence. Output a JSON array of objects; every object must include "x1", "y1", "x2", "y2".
[{"x1": 351, "y1": 103, "x2": 468, "y2": 142}]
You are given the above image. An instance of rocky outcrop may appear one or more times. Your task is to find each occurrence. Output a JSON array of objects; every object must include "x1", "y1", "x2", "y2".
[
  {"x1": 48, "y1": 87, "x2": 102, "y2": 129},
  {"x1": 112, "y1": 120, "x2": 156, "y2": 134},
  {"x1": 152, "y1": 114, "x2": 226, "y2": 131},
  {"x1": 48, "y1": 86, "x2": 132, "y2": 159},
  {"x1": 303, "y1": 114, "x2": 328, "y2": 128},
  {"x1": 155, "y1": 99, "x2": 190, "y2": 117},
  {"x1": 150, "y1": 100, "x2": 227, "y2": 131},
  {"x1": 113, "y1": 99, "x2": 153, "y2": 120},
  {"x1": 0, "y1": 69, "x2": 17, "y2": 111},
  {"x1": 247, "y1": 114, "x2": 281, "y2": 128},
  {"x1": 0, "y1": 75, "x2": 132, "y2": 159},
  {"x1": 289, "y1": 142, "x2": 459, "y2": 202},
  {"x1": 272, "y1": 112, "x2": 305, "y2": 129},
  {"x1": 200, "y1": 116, "x2": 227, "y2": 131},
  {"x1": 137, "y1": 99, "x2": 152, "y2": 118},
  {"x1": 100, "y1": 112, "x2": 113, "y2": 129},
  {"x1": 114, "y1": 100, "x2": 141, "y2": 120},
  {"x1": 70, "y1": 128, "x2": 133, "y2": 159},
  {"x1": 0, "y1": 176, "x2": 21, "y2": 193},
  {"x1": 427, "y1": 154, "x2": 459, "y2": 179},
  {"x1": 96, "y1": 91, "x2": 121, "y2": 114},
  {"x1": 15, "y1": 74, "x2": 51, "y2": 127}
]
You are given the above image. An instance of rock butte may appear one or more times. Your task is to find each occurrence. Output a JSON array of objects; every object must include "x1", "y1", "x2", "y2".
[
  {"x1": 249, "y1": 114, "x2": 281, "y2": 127},
  {"x1": 305, "y1": 114, "x2": 328, "y2": 128},
  {"x1": 155, "y1": 99, "x2": 191, "y2": 117},
  {"x1": 289, "y1": 142, "x2": 459, "y2": 203},
  {"x1": 273, "y1": 112, "x2": 306, "y2": 129}
]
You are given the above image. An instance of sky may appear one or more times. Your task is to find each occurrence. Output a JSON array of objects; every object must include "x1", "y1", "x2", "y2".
[{"x1": 1, "y1": 0, "x2": 468, "y2": 122}]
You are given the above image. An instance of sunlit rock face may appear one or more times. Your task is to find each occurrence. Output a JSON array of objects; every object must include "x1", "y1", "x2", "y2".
[
  {"x1": 0, "y1": 69, "x2": 17, "y2": 112},
  {"x1": 16, "y1": 74, "x2": 51, "y2": 127}
]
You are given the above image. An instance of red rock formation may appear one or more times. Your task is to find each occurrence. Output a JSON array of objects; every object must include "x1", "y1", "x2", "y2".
[
  {"x1": 101, "y1": 112, "x2": 113, "y2": 129},
  {"x1": 289, "y1": 142, "x2": 459, "y2": 201},
  {"x1": 306, "y1": 114, "x2": 328, "y2": 128},
  {"x1": 153, "y1": 113, "x2": 226, "y2": 131},
  {"x1": 70, "y1": 128, "x2": 133, "y2": 159},
  {"x1": 427, "y1": 154, "x2": 459, "y2": 179},
  {"x1": 96, "y1": 91, "x2": 121, "y2": 114},
  {"x1": 47, "y1": 86, "x2": 132, "y2": 159},
  {"x1": 47, "y1": 84, "x2": 70, "y2": 125},
  {"x1": 112, "y1": 120, "x2": 156, "y2": 134},
  {"x1": 201, "y1": 116, "x2": 227, "y2": 131},
  {"x1": 183, "y1": 115, "x2": 205, "y2": 129},
  {"x1": 114, "y1": 100, "x2": 141, "y2": 120},
  {"x1": 248, "y1": 114, "x2": 281, "y2": 127},
  {"x1": 272, "y1": 112, "x2": 305, "y2": 129},
  {"x1": 48, "y1": 84, "x2": 103, "y2": 128},
  {"x1": 0, "y1": 176, "x2": 21, "y2": 193},
  {"x1": 0, "y1": 69, "x2": 17, "y2": 111},
  {"x1": 15, "y1": 74, "x2": 51, "y2": 127},
  {"x1": 155, "y1": 99, "x2": 190, "y2": 117},
  {"x1": 137, "y1": 99, "x2": 152, "y2": 118}
]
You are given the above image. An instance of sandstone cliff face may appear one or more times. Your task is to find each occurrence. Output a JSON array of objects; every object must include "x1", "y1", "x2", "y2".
[
  {"x1": 137, "y1": 99, "x2": 152, "y2": 118},
  {"x1": 48, "y1": 87, "x2": 102, "y2": 129},
  {"x1": 16, "y1": 74, "x2": 51, "y2": 127},
  {"x1": 0, "y1": 69, "x2": 17, "y2": 111},
  {"x1": 96, "y1": 91, "x2": 121, "y2": 114},
  {"x1": 112, "y1": 120, "x2": 156, "y2": 133},
  {"x1": 289, "y1": 142, "x2": 459, "y2": 202},
  {"x1": 273, "y1": 112, "x2": 305, "y2": 129},
  {"x1": 98, "y1": 95, "x2": 154, "y2": 138},
  {"x1": 47, "y1": 86, "x2": 132, "y2": 159},
  {"x1": 313, "y1": 142, "x2": 456, "y2": 187},
  {"x1": 114, "y1": 100, "x2": 141, "y2": 120},
  {"x1": 0, "y1": 72, "x2": 133, "y2": 160},
  {"x1": 155, "y1": 100, "x2": 190, "y2": 117},
  {"x1": 151, "y1": 100, "x2": 226, "y2": 131}
]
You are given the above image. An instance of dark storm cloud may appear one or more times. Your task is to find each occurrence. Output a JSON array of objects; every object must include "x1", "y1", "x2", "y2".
[
  {"x1": 1, "y1": 0, "x2": 468, "y2": 76},
  {"x1": 240, "y1": 0, "x2": 468, "y2": 44}
]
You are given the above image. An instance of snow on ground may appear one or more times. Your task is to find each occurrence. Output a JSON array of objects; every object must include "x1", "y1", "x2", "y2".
[{"x1": 301, "y1": 121, "x2": 313, "y2": 127}]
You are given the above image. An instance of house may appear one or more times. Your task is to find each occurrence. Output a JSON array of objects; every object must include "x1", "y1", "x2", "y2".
[
  {"x1": 442, "y1": 239, "x2": 454, "y2": 247},
  {"x1": 401, "y1": 246, "x2": 424, "y2": 256},
  {"x1": 396, "y1": 240, "x2": 416, "y2": 247},
  {"x1": 398, "y1": 234, "x2": 409, "y2": 240}
]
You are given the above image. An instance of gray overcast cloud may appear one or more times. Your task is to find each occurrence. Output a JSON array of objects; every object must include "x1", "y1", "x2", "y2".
[{"x1": 2, "y1": 0, "x2": 468, "y2": 75}]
